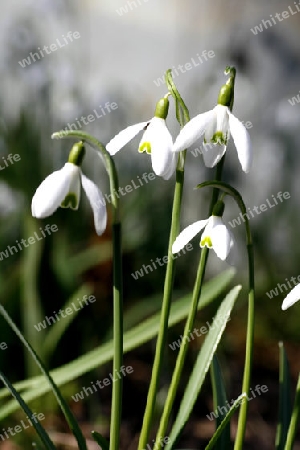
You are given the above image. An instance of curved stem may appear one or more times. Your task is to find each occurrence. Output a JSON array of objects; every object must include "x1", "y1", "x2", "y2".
[
  {"x1": 52, "y1": 130, "x2": 123, "y2": 450},
  {"x1": 197, "y1": 181, "x2": 255, "y2": 449}
]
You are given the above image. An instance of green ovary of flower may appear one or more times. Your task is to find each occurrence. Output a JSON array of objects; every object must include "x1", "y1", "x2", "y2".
[
  {"x1": 139, "y1": 142, "x2": 151, "y2": 154},
  {"x1": 61, "y1": 193, "x2": 78, "y2": 209},
  {"x1": 200, "y1": 236, "x2": 212, "y2": 248},
  {"x1": 211, "y1": 131, "x2": 227, "y2": 145}
]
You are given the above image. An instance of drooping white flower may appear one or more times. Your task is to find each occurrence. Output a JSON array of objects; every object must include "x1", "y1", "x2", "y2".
[
  {"x1": 173, "y1": 104, "x2": 252, "y2": 173},
  {"x1": 31, "y1": 143, "x2": 107, "y2": 236},
  {"x1": 281, "y1": 285, "x2": 300, "y2": 310},
  {"x1": 173, "y1": 66, "x2": 252, "y2": 173},
  {"x1": 172, "y1": 204, "x2": 234, "y2": 261},
  {"x1": 106, "y1": 97, "x2": 176, "y2": 180}
]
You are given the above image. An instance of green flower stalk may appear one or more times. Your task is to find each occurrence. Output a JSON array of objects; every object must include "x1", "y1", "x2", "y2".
[{"x1": 51, "y1": 131, "x2": 123, "y2": 450}]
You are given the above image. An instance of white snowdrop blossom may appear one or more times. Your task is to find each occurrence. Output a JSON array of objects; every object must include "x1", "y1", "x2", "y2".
[
  {"x1": 282, "y1": 285, "x2": 300, "y2": 310},
  {"x1": 106, "y1": 97, "x2": 176, "y2": 180},
  {"x1": 173, "y1": 66, "x2": 252, "y2": 173},
  {"x1": 173, "y1": 104, "x2": 252, "y2": 173},
  {"x1": 172, "y1": 213, "x2": 234, "y2": 261},
  {"x1": 31, "y1": 143, "x2": 107, "y2": 236}
]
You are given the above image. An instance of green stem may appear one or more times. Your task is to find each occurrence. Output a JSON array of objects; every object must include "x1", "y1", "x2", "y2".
[
  {"x1": 284, "y1": 373, "x2": 300, "y2": 450},
  {"x1": 110, "y1": 221, "x2": 123, "y2": 450},
  {"x1": 153, "y1": 246, "x2": 208, "y2": 447},
  {"x1": 138, "y1": 163, "x2": 186, "y2": 450},
  {"x1": 197, "y1": 181, "x2": 255, "y2": 450},
  {"x1": 137, "y1": 71, "x2": 189, "y2": 450},
  {"x1": 153, "y1": 158, "x2": 225, "y2": 447},
  {"x1": 52, "y1": 130, "x2": 123, "y2": 450}
]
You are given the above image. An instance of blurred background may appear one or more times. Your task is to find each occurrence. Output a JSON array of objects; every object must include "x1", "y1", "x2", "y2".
[{"x1": 0, "y1": 0, "x2": 300, "y2": 448}]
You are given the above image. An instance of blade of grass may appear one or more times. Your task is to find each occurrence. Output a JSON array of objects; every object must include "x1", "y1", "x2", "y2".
[
  {"x1": 91, "y1": 431, "x2": 109, "y2": 450},
  {"x1": 284, "y1": 373, "x2": 300, "y2": 450},
  {"x1": 0, "y1": 303, "x2": 87, "y2": 450},
  {"x1": 0, "y1": 269, "x2": 235, "y2": 417},
  {"x1": 276, "y1": 342, "x2": 292, "y2": 450},
  {"x1": 210, "y1": 355, "x2": 231, "y2": 450},
  {"x1": 0, "y1": 371, "x2": 56, "y2": 450},
  {"x1": 205, "y1": 394, "x2": 246, "y2": 450},
  {"x1": 165, "y1": 285, "x2": 241, "y2": 449}
]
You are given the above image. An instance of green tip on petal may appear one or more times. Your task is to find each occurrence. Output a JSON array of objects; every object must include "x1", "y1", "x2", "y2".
[
  {"x1": 139, "y1": 142, "x2": 151, "y2": 154},
  {"x1": 61, "y1": 193, "x2": 79, "y2": 210},
  {"x1": 68, "y1": 141, "x2": 86, "y2": 167},
  {"x1": 212, "y1": 200, "x2": 225, "y2": 217},
  {"x1": 211, "y1": 131, "x2": 228, "y2": 145},
  {"x1": 200, "y1": 236, "x2": 213, "y2": 248},
  {"x1": 154, "y1": 97, "x2": 169, "y2": 119}
]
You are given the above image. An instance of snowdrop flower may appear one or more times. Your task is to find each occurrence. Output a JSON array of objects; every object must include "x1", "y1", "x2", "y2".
[
  {"x1": 173, "y1": 67, "x2": 252, "y2": 173},
  {"x1": 172, "y1": 201, "x2": 234, "y2": 261},
  {"x1": 282, "y1": 285, "x2": 300, "y2": 310},
  {"x1": 106, "y1": 96, "x2": 176, "y2": 180},
  {"x1": 31, "y1": 142, "x2": 107, "y2": 236}
]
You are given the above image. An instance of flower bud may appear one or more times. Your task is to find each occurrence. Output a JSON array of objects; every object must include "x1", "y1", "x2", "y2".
[{"x1": 154, "y1": 97, "x2": 169, "y2": 119}]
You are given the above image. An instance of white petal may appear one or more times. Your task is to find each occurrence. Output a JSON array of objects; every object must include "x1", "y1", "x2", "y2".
[
  {"x1": 201, "y1": 142, "x2": 227, "y2": 168},
  {"x1": 228, "y1": 112, "x2": 252, "y2": 173},
  {"x1": 210, "y1": 218, "x2": 234, "y2": 261},
  {"x1": 216, "y1": 104, "x2": 230, "y2": 137},
  {"x1": 142, "y1": 117, "x2": 176, "y2": 180},
  {"x1": 61, "y1": 165, "x2": 81, "y2": 210},
  {"x1": 173, "y1": 109, "x2": 215, "y2": 152},
  {"x1": 81, "y1": 174, "x2": 107, "y2": 236},
  {"x1": 106, "y1": 121, "x2": 149, "y2": 155},
  {"x1": 172, "y1": 219, "x2": 209, "y2": 254},
  {"x1": 282, "y1": 284, "x2": 300, "y2": 310},
  {"x1": 31, "y1": 163, "x2": 77, "y2": 218}
]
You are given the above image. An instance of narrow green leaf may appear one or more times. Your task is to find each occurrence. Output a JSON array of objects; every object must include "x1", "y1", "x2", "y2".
[
  {"x1": 210, "y1": 355, "x2": 231, "y2": 450},
  {"x1": 0, "y1": 269, "x2": 235, "y2": 418},
  {"x1": 91, "y1": 431, "x2": 110, "y2": 450},
  {"x1": 21, "y1": 215, "x2": 45, "y2": 375},
  {"x1": 276, "y1": 342, "x2": 292, "y2": 450},
  {"x1": 0, "y1": 304, "x2": 87, "y2": 450},
  {"x1": 0, "y1": 371, "x2": 56, "y2": 450},
  {"x1": 165, "y1": 285, "x2": 241, "y2": 449},
  {"x1": 205, "y1": 394, "x2": 246, "y2": 450}
]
